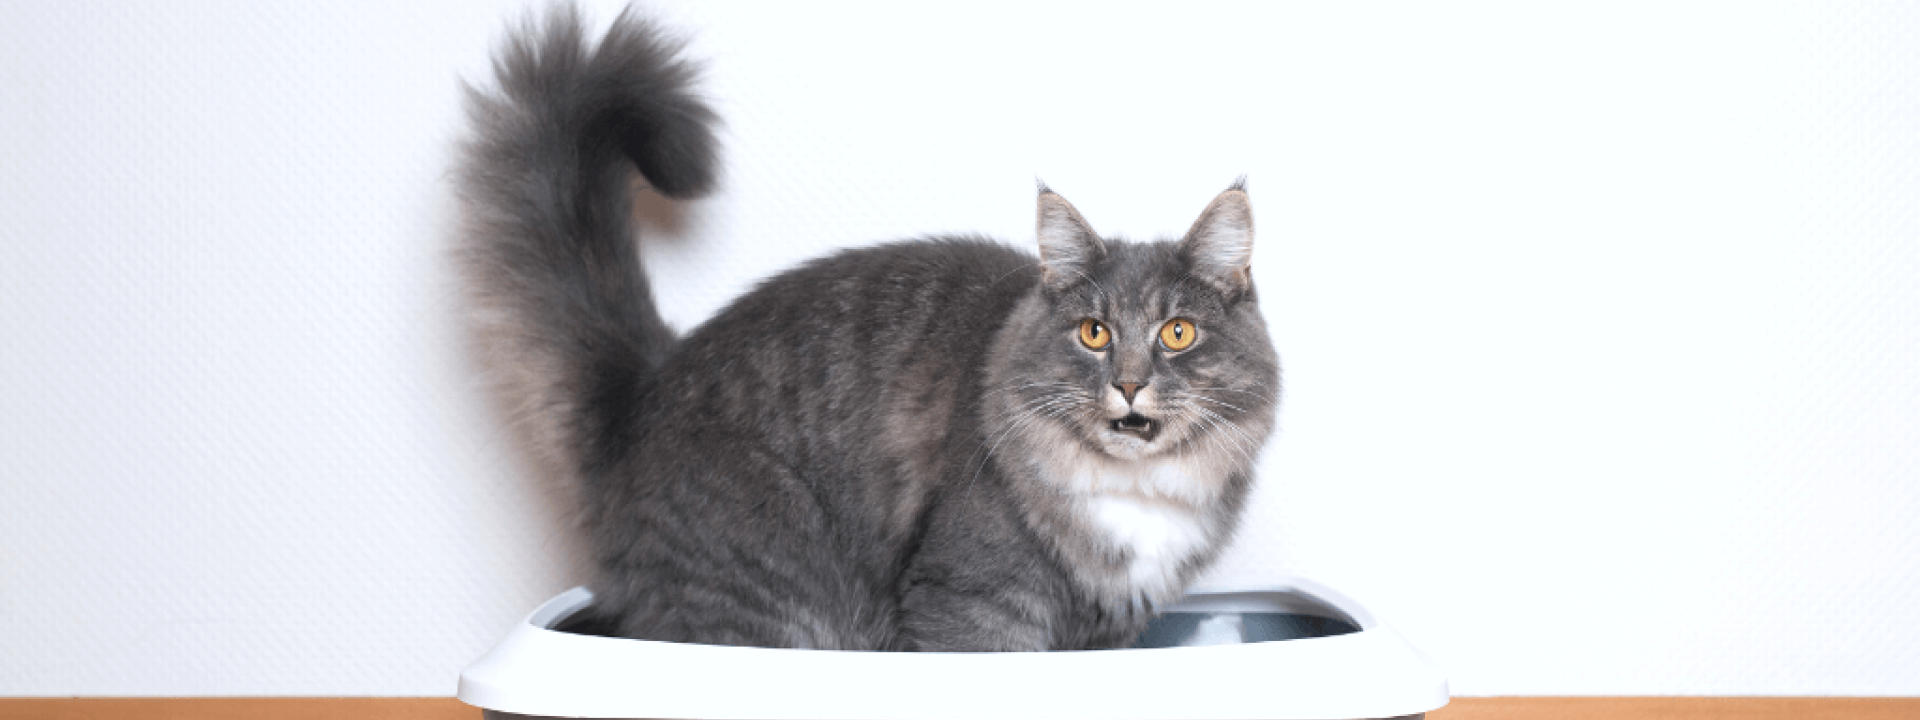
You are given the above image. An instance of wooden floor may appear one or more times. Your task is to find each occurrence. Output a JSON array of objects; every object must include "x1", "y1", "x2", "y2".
[
  {"x1": 0, "y1": 698, "x2": 476, "y2": 720},
  {"x1": 1, "y1": 697, "x2": 1917, "y2": 719},
  {"x1": 1432, "y1": 697, "x2": 1920, "y2": 719}
]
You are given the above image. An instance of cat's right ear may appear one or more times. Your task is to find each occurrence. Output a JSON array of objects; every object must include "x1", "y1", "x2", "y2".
[{"x1": 1036, "y1": 187, "x2": 1105, "y2": 291}]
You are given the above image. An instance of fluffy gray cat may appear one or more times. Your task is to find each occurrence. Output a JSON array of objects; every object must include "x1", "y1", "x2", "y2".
[{"x1": 456, "y1": 6, "x2": 1279, "y2": 651}]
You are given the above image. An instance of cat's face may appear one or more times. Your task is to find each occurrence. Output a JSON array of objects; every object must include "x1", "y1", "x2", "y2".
[{"x1": 987, "y1": 187, "x2": 1279, "y2": 483}]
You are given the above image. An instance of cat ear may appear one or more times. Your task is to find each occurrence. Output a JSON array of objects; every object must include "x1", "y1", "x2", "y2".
[
  {"x1": 1178, "y1": 181, "x2": 1255, "y2": 295},
  {"x1": 1036, "y1": 186, "x2": 1105, "y2": 290}
]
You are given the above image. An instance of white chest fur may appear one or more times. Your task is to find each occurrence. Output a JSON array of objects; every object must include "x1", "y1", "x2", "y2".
[
  {"x1": 1037, "y1": 454, "x2": 1226, "y2": 600},
  {"x1": 1085, "y1": 489, "x2": 1212, "y2": 599}
]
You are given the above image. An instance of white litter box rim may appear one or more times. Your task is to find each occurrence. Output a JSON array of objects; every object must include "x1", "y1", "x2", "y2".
[{"x1": 459, "y1": 577, "x2": 1449, "y2": 720}]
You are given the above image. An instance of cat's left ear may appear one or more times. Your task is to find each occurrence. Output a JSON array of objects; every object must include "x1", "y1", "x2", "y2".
[{"x1": 1178, "y1": 180, "x2": 1255, "y2": 296}]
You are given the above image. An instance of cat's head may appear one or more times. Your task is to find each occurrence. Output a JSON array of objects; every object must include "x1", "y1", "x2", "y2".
[{"x1": 987, "y1": 183, "x2": 1279, "y2": 496}]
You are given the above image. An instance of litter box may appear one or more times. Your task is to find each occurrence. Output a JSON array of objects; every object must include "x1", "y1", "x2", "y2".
[{"x1": 459, "y1": 577, "x2": 1449, "y2": 720}]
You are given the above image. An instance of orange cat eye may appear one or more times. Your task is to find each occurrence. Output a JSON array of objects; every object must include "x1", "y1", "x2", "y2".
[
  {"x1": 1159, "y1": 318, "x2": 1197, "y2": 351},
  {"x1": 1078, "y1": 319, "x2": 1111, "y2": 350}
]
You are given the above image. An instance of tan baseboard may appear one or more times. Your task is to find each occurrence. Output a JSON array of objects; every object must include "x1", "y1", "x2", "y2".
[
  {"x1": 1431, "y1": 697, "x2": 1920, "y2": 719},
  {"x1": 0, "y1": 697, "x2": 477, "y2": 720},
  {"x1": 2, "y1": 696, "x2": 1917, "y2": 719}
]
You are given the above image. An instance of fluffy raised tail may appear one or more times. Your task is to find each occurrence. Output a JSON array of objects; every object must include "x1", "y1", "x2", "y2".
[{"x1": 456, "y1": 5, "x2": 717, "y2": 472}]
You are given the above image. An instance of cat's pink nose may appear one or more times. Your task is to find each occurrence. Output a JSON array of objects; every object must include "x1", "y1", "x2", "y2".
[{"x1": 1115, "y1": 382, "x2": 1144, "y2": 404}]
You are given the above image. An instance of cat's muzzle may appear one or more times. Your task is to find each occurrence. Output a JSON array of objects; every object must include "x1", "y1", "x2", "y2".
[{"x1": 1111, "y1": 413, "x2": 1158, "y2": 441}]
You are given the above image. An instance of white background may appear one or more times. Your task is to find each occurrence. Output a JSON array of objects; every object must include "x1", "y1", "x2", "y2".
[{"x1": 3, "y1": 0, "x2": 1916, "y2": 697}]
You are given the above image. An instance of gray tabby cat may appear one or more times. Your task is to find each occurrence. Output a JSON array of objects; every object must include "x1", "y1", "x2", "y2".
[{"x1": 457, "y1": 6, "x2": 1279, "y2": 651}]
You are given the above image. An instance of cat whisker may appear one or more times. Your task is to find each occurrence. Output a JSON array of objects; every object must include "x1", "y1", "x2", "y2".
[
  {"x1": 964, "y1": 394, "x2": 1085, "y2": 495},
  {"x1": 1180, "y1": 405, "x2": 1257, "y2": 470},
  {"x1": 968, "y1": 380, "x2": 1082, "y2": 411},
  {"x1": 985, "y1": 259, "x2": 1047, "y2": 291},
  {"x1": 1183, "y1": 393, "x2": 1248, "y2": 414},
  {"x1": 1186, "y1": 384, "x2": 1276, "y2": 404},
  {"x1": 1192, "y1": 406, "x2": 1262, "y2": 468},
  {"x1": 1159, "y1": 407, "x2": 1203, "y2": 457},
  {"x1": 1193, "y1": 405, "x2": 1260, "y2": 447},
  {"x1": 965, "y1": 392, "x2": 1081, "y2": 465},
  {"x1": 1058, "y1": 267, "x2": 1113, "y2": 307},
  {"x1": 1201, "y1": 422, "x2": 1253, "y2": 473}
]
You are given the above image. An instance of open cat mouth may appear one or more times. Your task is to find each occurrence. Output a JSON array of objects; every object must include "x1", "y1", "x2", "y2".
[{"x1": 1111, "y1": 413, "x2": 1157, "y2": 440}]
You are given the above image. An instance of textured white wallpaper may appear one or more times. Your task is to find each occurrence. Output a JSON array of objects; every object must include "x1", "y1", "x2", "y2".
[{"x1": 2, "y1": 0, "x2": 1916, "y2": 697}]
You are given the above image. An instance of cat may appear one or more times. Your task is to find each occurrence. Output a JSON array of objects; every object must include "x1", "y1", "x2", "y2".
[{"x1": 455, "y1": 5, "x2": 1279, "y2": 651}]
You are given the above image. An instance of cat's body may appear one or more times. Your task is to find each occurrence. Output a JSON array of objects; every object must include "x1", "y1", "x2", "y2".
[{"x1": 458, "y1": 7, "x2": 1279, "y2": 651}]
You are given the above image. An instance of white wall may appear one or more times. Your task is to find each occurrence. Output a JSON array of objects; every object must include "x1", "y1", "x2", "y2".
[{"x1": 3, "y1": 0, "x2": 1916, "y2": 697}]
